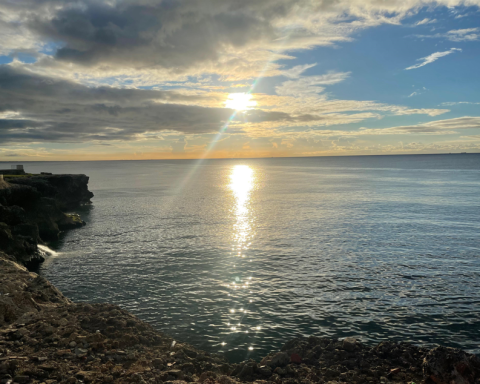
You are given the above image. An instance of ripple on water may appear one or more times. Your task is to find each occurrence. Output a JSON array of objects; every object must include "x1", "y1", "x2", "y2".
[{"x1": 34, "y1": 156, "x2": 480, "y2": 362}]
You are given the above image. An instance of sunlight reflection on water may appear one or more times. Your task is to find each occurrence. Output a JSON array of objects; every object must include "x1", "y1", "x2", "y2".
[
  {"x1": 230, "y1": 165, "x2": 255, "y2": 257},
  {"x1": 30, "y1": 156, "x2": 480, "y2": 362},
  {"x1": 222, "y1": 165, "x2": 258, "y2": 353}
]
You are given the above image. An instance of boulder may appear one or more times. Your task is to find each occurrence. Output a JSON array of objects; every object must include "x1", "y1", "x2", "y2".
[{"x1": 423, "y1": 346, "x2": 480, "y2": 384}]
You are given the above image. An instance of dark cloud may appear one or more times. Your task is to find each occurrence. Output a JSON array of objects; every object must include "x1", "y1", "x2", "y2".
[
  {"x1": 0, "y1": 66, "x2": 330, "y2": 143},
  {"x1": 25, "y1": 0, "x2": 280, "y2": 70}
]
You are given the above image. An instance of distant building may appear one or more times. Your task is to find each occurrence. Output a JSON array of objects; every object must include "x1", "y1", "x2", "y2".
[{"x1": 0, "y1": 164, "x2": 26, "y2": 175}]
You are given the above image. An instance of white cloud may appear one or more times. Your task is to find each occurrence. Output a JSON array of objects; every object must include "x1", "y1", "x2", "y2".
[
  {"x1": 359, "y1": 116, "x2": 480, "y2": 135},
  {"x1": 441, "y1": 101, "x2": 480, "y2": 106},
  {"x1": 412, "y1": 28, "x2": 480, "y2": 42},
  {"x1": 275, "y1": 71, "x2": 350, "y2": 96},
  {"x1": 445, "y1": 28, "x2": 480, "y2": 42},
  {"x1": 414, "y1": 18, "x2": 437, "y2": 26},
  {"x1": 281, "y1": 63, "x2": 317, "y2": 79},
  {"x1": 405, "y1": 48, "x2": 461, "y2": 70}
]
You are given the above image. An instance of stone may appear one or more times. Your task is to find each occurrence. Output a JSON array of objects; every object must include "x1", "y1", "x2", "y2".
[
  {"x1": 387, "y1": 367, "x2": 401, "y2": 378},
  {"x1": 262, "y1": 352, "x2": 290, "y2": 368},
  {"x1": 13, "y1": 376, "x2": 29, "y2": 383},
  {"x1": 198, "y1": 371, "x2": 216, "y2": 383},
  {"x1": 291, "y1": 353, "x2": 302, "y2": 364},
  {"x1": 342, "y1": 337, "x2": 357, "y2": 352},
  {"x1": 257, "y1": 365, "x2": 272, "y2": 377},
  {"x1": 423, "y1": 346, "x2": 480, "y2": 384},
  {"x1": 273, "y1": 367, "x2": 285, "y2": 375},
  {"x1": 166, "y1": 370, "x2": 184, "y2": 380}
]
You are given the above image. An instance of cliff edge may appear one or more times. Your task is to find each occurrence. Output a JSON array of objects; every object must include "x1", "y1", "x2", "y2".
[{"x1": 0, "y1": 173, "x2": 93, "y2": 268}]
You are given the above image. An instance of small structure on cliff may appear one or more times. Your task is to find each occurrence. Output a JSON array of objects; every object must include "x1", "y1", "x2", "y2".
[{"x1": 0, "y1": 164, "x2": 26, "y2": 175}]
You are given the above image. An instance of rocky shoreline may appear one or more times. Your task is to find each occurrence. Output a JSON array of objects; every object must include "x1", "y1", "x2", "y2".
[
  {"x1": 0, "y1": 173, "x2": 93, "y2": 268},
  {"x1": 1, "y1": 173, "x2": 479, "y2": 384}
]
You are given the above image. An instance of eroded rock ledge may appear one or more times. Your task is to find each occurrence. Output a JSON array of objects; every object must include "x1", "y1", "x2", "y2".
[{"x1": 0, "y1": 173, "x2": 93, "y2": 268}]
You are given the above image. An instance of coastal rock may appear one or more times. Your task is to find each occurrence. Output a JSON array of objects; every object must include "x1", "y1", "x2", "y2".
[
  {"x1": 423, "y1": 346, "x2": 480, "y2": 384},
  {"x1": 0, "y1": 253, "x2": 70, "y2": 326},
  {"x1": 0, "y1": 173, "x2": 92, "y2": 267},
  {"x1": 6, "y1": 174, "x2": 93, "y2": 210},
  {"x1": 342, "y1": 337, "x2": 357, "y2": 352},
  {"x1": 260, "y1": 352, "x2": 290, "y2": 368}
]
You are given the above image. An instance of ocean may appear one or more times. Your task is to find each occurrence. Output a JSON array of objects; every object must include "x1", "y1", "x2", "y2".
[{"x1": 2, "y1": 154, "x2": 479, "y2": 362}]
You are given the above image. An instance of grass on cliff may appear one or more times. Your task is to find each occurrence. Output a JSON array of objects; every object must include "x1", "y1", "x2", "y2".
[
  {"x1": 2, "y1": 174, "x2": 34, "y2": 178},
  {"x1": 66, "y1": 214, "x2": 84, "y2": 224}
]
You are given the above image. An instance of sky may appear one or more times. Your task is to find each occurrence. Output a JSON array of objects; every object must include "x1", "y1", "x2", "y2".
[{"x1": 0, "y1": 0, "x2": 479, "y2": 160}]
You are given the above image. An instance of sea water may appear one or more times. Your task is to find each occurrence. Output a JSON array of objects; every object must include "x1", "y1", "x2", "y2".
[{"x1": 2, "y1": 154, "x2": 479, "y2": 362}]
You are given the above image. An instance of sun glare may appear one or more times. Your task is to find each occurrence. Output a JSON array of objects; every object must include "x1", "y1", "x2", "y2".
[{"x1": 225, "y1": 93, "x2": 257, "y2": 111}]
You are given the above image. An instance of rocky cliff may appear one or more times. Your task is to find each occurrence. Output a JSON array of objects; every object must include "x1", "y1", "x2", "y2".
[{"x1": 0, "y1": 174, "x2": 93, "y2": 268}]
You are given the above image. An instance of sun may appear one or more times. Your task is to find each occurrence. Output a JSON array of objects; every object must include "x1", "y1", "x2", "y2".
[{"x1": 225, "y1": 93, "x2": 257, "y2": 111}]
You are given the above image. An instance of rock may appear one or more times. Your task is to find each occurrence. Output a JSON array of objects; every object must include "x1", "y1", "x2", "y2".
[
  {"x1": 74, "y1": 347, "x2": 88, "y2": 357},
  {"x1": 13, "y1": 375, "x2": 29, "y2": 383},
  {"x1": 291, "y1": 353, "x2": 302, "y2": 364},
  {"x1": 198, "y1": 371, "x2": 216, "y2": 383},
  {"x1": 342, "y1": 337, "x2": 357, "y2": 352},
  {"x1": 257, "y1": 365, "x2": 272, "y2": 377},
  {"x1": 238, "y1": 364, "x2": 254, "y2": 379},
  {"x1": 423, "y1": 346, "x2": 480, "y2": 384},
  {"x1": 273, "y1": 367, "x2": 285, "y2": 375},
  {"x1": 0, "y1": 174, "x2": 93, "y2": 268},
  {"x1": 262, "y1": 352, "x2": 290, "y2": 368},
  {"x1": 75, "y1": 371, "x2": 94, "y2": 381},
  {"x1": 387, "y1": 367, "x2": 401, "y2": 377},
  {"x1": 166, "y1": 370, "x2": 184, "y2": 380}
]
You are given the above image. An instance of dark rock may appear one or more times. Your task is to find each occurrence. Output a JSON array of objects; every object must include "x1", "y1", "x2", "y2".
[
  {"x1": 291, "y1": 353, "x2": 302, "y2": 364},
  {"x1": 423, "y1": 346, "x2": 480, "y2": 384},
  {"x1": 0, "y1": 173, "x2": 93, "y2": 268},
  {"x1": 6, "y1": 174, "x2": 93, "y2": 210},
  {"x1": 257, "y1": 365, "x2": 272, "y2": 377},
  {"x1": 238, "y1": 364, "x2": 254, "y2": 379},
  {"x1": 342, "y1": 337, "x2": 357, "y2": 352},
  {"x1": 12, "y1": 375, "x2": 29, "y2": 383},
  {"x1": 261, "y1": 352, "x2": 290, "y2": 368}
]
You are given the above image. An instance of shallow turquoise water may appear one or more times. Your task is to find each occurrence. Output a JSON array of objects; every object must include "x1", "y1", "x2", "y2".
[{"x1": 3, "y1": 155, "x2": 479, "y2": 362}]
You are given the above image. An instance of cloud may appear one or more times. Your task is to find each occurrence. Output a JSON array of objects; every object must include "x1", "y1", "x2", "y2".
[
  {"x1": 412, "y1": 28, "x2": 480, "y2": 42},
  {"x1": 445, "y1": 28, "x2": 480, "y2": 42},
  {"x1": 0, "y1": 65, "x2": 381, "y2": 143},
  {"x1": 0, "y1": 64, "x2": 451, "y2": 144},
  {"x1": 414, "y1": 18, "x2": 437, "y2": 26},
  {"x1": 359, "y1": 116, "x2": 480, "y2": 135},
  {"x1": 1, "y1": 0, "x2": 479, "y2": 83},
  {"x1": 281, "y1": 63, "x2": 317, "y2": 79},
  {"x1": 276, "y1": 71, "x2": 350, "y2": 96},
  {"x1": 440, "y1": 101, "x2": 480, "y2": 106},
  {"x1": 405, "y1": 48, "x2": 461, "y2": 70}
]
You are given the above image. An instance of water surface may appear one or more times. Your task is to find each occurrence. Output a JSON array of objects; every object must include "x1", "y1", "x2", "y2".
[{"x1": 2, "y1": 155, "x2": 479, "y2": 362}]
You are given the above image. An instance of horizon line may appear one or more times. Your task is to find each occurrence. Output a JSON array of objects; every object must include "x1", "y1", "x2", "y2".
[{"x1": 0, "y1": 152, "x2": 478, "y2": 163}]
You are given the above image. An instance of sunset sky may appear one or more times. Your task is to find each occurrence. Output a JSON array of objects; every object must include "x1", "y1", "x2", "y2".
[{"x1": 0, "y1": 0, "x2": 479, "y2": 160}]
